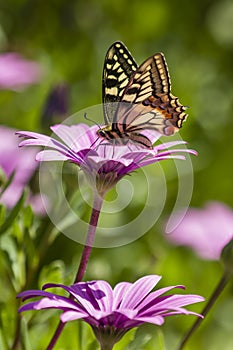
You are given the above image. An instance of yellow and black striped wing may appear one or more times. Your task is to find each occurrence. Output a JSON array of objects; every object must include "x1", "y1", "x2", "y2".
[
  {"x1": 123, "y1": 53, "x2": 171, "y2": 101},
  {"x1": 115, "y1": 53, "x2": 188, "y2": 136},
  {"x1": 102, "y1": 41, "x2": 138, "y2": 124}
]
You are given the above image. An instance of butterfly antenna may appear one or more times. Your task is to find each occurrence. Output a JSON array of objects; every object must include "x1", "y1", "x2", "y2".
[{"x1": 84, "y1": 112, "x2": 102, "y2": 128}]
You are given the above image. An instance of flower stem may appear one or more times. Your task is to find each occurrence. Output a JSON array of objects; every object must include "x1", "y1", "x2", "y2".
[
  {"x1": 46, "y1": 193, "x2": 104, "y2": 350},
  {"x1": 177, "y1": 272, "x2": 230, "y2": 350},
  {"x1": 46, "y1": 322, "x2": 65, "y2": 350},
  {"x1": 74, "y1": 193, "x2": 104, "y2": 283}
]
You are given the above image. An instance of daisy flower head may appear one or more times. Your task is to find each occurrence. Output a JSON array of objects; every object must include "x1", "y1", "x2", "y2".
[
  {"x1": 16, "y1": 106, "x2": 196, "y2": 247},
  {"x1": 166, "y1": 201, "x2": 233, "y2": 260},
  {"x1": 17, "y1": 118, "x2": 196, "y2": 197},
  {"x1": 18, "y1": 275, "x2": 204, "y2": 349},
  {"x1": 0, "y1": 53, "x2": 42, "y2": 91},
  {"x1": 0, "y1": 125, "x2": 45, "y2": 215}
]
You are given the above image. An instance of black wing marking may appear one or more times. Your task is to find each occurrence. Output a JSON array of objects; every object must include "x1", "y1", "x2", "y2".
[
  {"x1": 121, "y1": 53, "x2": 171, "y2": 104},
  {"x1": 114, "y1": 53, "x2": 187, "y2": 136},
  {"x1": 102, "y1": 41, "x2": 138, "y2": 124}
]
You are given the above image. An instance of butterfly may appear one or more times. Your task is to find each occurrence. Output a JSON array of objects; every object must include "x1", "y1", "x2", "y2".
[{"x1": 97, "y1": 41, "x2": 188, "y2": 149}]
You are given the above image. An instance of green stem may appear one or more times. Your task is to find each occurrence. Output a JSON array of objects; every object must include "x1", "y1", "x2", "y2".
[
  {"x1": 177, "y1": 272, "x2": 230, "y2": 350},
  {"x1": 10, "y1": 312, "x2": 21, "y2": 350},
  {"x1": 46, "y1": 193, "x2": 104, "y2": 350},
  {"x1": 11, "y1": 218, "x2": 55, "y2": 350}
]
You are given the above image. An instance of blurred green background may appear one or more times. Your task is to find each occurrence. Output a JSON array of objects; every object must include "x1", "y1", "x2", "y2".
[{"x1": 0, "y1": 0, "x2": 233, "y2": 349}]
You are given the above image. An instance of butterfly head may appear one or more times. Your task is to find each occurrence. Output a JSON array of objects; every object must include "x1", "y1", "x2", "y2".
[
  {"x1": 96, "y1": 125, "x2": 113, "y2": 140},
  {"x1": 97, "y1": 129, "x2": 106, "y2": 138}
]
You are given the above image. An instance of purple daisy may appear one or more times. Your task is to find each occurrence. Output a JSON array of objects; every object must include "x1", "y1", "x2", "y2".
[
  {"x1": 0, "y1": 53, "x2": 42, "y2": 90},
  {"x1": 0, "y1": 126, "x2": 45, "y2": 215},
  {"x1": 166, "y1": 201, "x2": 233, "y2": 260},
  {"x1": 18, "y1": 275, "x2": 204, "y2": 349},
  {"x1": 17, "y1": 123, "x2": 196, "y2": 197}
]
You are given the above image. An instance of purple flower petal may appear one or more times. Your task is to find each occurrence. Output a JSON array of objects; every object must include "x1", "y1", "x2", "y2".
[
  {"x1": 130, "y1": 315, "x2": 165, "y2": 326},
  {"x1": 140, "y1": 294, "x2": 204, "y2": 316},
  {"x1": 18, "y1": 275, "x2": 204, "y2": 344},
  {"x1": 85, "y1": 281, "x2": 114, "y2": 313},
  {"x1": 17, "y1": 131, "x2": 56, "y2": 147},
  {"x1": 0, "y1": 126, "x2": 45, "y2": 214},
  {"x1": 36, "y1": 150, "x2": 70, "y2": 161},
  {"x1": 112, "y1": 282, "x2": 132, "y2": 309},
  {"x1": 119, "y1": 275, "x2": 161, "y2": 309},
  {"x1": 137, "y1": 285, "x2": 185, "y2": 311},
  {"x1": 166, "y1": 201, "x2": 233, "y2": 260},
  {"x1": 16, "y1": 123, "x2": 197, "y2": 196},
  {"x1": 155, "y1": 140, "x2": 187, "y2": 150},
  {"x1": 51, "y1": 124, "x2": 92, "y2": 150},
  {"x1": 0, "y1": 53, "x2": 42, "y2": 90},
  {"x1": 17, "y1": 289, "x2": 56, "y2": 301},
  {"x1": 42, "y1": 282, "x2": 100, "y2": 315},
  {"x1": 61, "y1": 310, "x2": 93, "y2": 323}
]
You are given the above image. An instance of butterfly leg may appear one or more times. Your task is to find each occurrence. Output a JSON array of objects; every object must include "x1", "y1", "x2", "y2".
[{"x1": 91, "y1": 137, "x2": 102, "y2": 150}]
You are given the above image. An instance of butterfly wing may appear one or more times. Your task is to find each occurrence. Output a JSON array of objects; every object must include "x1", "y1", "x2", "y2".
[
  {"x1": 115, "y1": 53, "x2": 188, "y2": 136},
  {"x1": 102, "y1": 41, "x2": 138, "y2": 124},
  {"x1": 122, "y1": 53, "x2": 171, "y2": 100}
]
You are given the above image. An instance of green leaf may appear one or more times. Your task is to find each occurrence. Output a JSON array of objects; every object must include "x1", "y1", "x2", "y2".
[
  {"x1": 0, "y1": 319, "x2": 8, "y2": 350},
  {"x1": 114, "y1": 329, "x2": 136, "y2": 350},
  {"x1": 23, "y1": 228, "x2": 38, "y2": 268},
  {"x1": 23, "y1": 206, "x2": 34, "y2": 229},
  {"x1": 0, "y1": 170, "x2": 15, "y2": 198},
  {"x1": 21, "y1": 318, "x2": 32, "y2": 350},
  {"x1": 0, "y1": 233, "x2": 27, "y2": 290},
  {"x1": 0, "y1": 205, "x2": 6, "y2": 226},
  {"x1": 0, "y1": 166, "x2": 7, "y2": 187},
  {"x1": 38, "y1": 260, "x2": 65, "y2": 287},
  {"x1": 0, "y1": 189, "x2": 28, "y2": 235},
  {"x1": 124, "y1": 326, "x2": 164, "y2": 350},
  {"x1": 81, "y1": 323, "x2": 97, "y2": 350}
]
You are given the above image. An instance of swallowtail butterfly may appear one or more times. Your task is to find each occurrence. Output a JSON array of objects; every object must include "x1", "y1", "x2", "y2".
[{"x1": 97, "y1": 41, "x2": 188, "y2": 149}]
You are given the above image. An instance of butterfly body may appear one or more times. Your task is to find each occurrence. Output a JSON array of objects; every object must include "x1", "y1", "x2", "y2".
[
  {"x1": 98, "y1": 42, "x2": 188, "y2": 148},
  {"x1": 97, "y1": 125, "x2": 153, "y2": 148}
]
